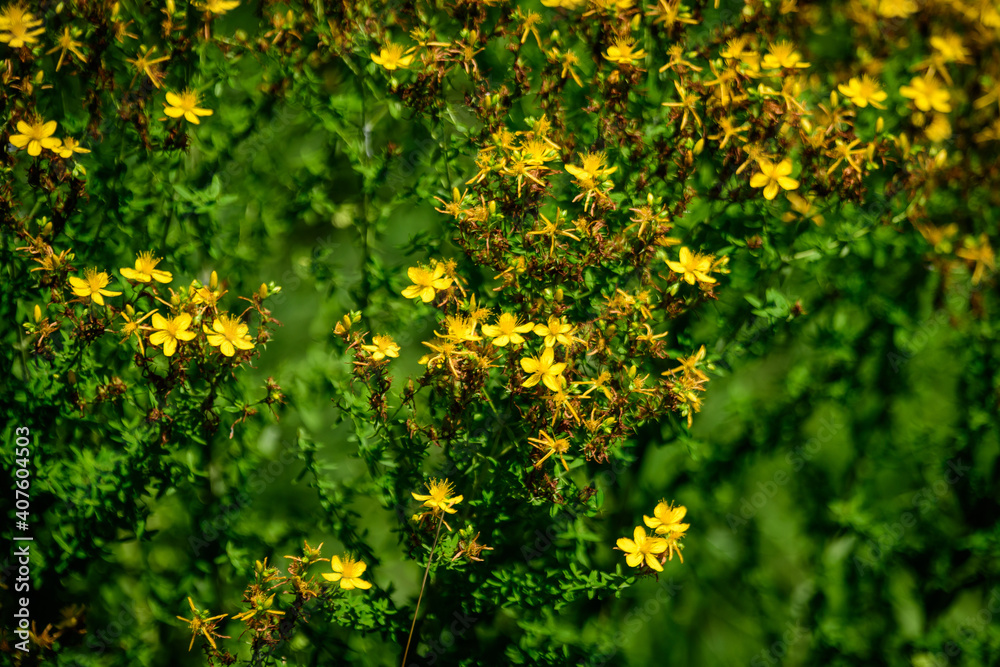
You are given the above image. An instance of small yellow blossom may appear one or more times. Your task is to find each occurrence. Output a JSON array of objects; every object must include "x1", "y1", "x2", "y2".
[
  {"x1": 195, "y1": 0, "x2": 240, "y2": 15},
  {"x1": 749, "y1": 158, "x2": 799, "y2": 200},
  {"x1": 899, "y1": 76, "x2": 951, "y2": 113},
  {"x1": 46, "y1": 26, "x2": 86, "y2": 71},
  {"x1": 481, "y1": 313, "x2": 534, "y2": 347},
  {"x1": 603, "y1": 38, "x2": 646, "y2": 66},
  {"x1": 163, "y1": 90, "x2": 214, "y2": 124},
  {"x1": 527, "y1": 430, "x2": 571, "y2": 471},
  {"x1": 412, "y1": 478, "x2": 464, "y2": 514},
  {"x1": 615, "y1": 526, "x2": 668, "y2": 571},
  {"x1": 69, "y1": 268, "x2": 122, "y2": 305},
  {"x1": 322, "y1": 555, "x2": 372, "y2": 590},
  {"x1": 203, "y1": 314, "x2": 255, "y2": 357},
  {"x1": 371, "y1": 42, "x2": 415, "y2": 70},
  {"x1": 837, "y1": 76, "x2": 887, "y2": 109},
  {"x1": 119, "y1": 306, "x2": 154, "y2": 354},
  {"x1": 402, "y1": 263, "x2": 452, "y2": 302},
  {"x1": 150, "y1": 313, "x2": 196, "y2": 357},
  {"x1": 533, "y1": 316, "x2": 579, "y2": 348},
  {"x1": 9, "y1": 120, "x2": 61, "y2": 157},
  {"x1": 761, "y1": 41, "x2": 809, "y2": 69},
  {"x1": 175, "y1": 598, "x2": 228, "y2": 652},
  {"x1": 120, "y1": 251, "x2": 172, "y2": 283},
  {"x1": 665, "y1": 247, "x2": 716, "y2": 285},
  {"x1": 520, "y1": 347, "x2": 567, "y2": 392},
  {"x1": 53, "y1": 137, "x2": 91, "y2": 159},
  {"x1": 643, "y1": 501, "x2": 689, "y2": 538},
  {"x1": 0, "y1": 3, "x2": 44, "y2": 48},
  {"x1": 361, "y1": 334, "x2": 400, "y2": 360}
]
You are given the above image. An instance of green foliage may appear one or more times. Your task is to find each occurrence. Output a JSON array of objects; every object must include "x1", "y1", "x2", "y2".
[{"x1": 2, "y1": 0, "x2": 1000, "y2": 666}]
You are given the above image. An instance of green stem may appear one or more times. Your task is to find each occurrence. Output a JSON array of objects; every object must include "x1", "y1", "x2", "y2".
[{"x1": 401, "y1": 512, "x2": 445, "y2": 667}]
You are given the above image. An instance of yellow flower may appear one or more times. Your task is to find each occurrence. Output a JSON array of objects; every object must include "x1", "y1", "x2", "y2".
[
  {"x1": 175, "y1": 598, "x2": 228, "y2": 652},
  {"x1": 370, "y1": 42, "x2": 415, "y2": 70},
  {"x1": 481, "y1": 313, "x2": 534, "y2": 347},
  {"x1": 69, "y1": 268, "x2": 122, "y2": 305},
  {"x1": 195, "y1": 0, "x2": 240, "y2": 15},
  {"x1": 119, "y1": 306, "x2": 154, "y2": 354},
  {"x1": 361, "y1": 334, "x2": 400, "y2": 360},
  {"x1": 520, "y1": 347, "x2": 567, "y2": 392},
  {"x1": 9, "y1": 120, "x2": 61, "y2": 157},
  {"x1": 0, "y1": 3, "x2": 44, "y2": 48},
  {"x1": 665, "y1": 247, "x2": 716, "y2": 285},
  {"x1": 45, "y1": 26, "x2": 87, "y2": 71},
  {"x1": 533, "y1": 316, "x2": 579, "y2": 348},
  {"x1": 163, "y1": 90, "x2": 214, "y2": 124},
  {"x1": 401, "y1": 263, "x2": 452, "y2": 302},
  {"x1": 53, "y1": 137, "x2": 91, "y2": 159},
  {"x1": 411, "y1": 478, "x2": 464, "y2": 514},
  {"x1": 643, "y1": 501, "x2": 690, "y2": 538},
  {"x1": 602, "y1": 38, "x2": 646, "y2": 66},
  {"x1": 749, "y1": 158, "x2": 799, "y2": 200},
  {"x1": 615, "y1": 526, "x2": 668, "y2": 571},
  {"x1": 203, "y1": 314, "x2": 255, "y2": 357},
  {"x1": 527, "y1": 430, "x2": 571, "y2": 471},
  {"x1": 564, "y1": 151, "x2": 617, "y2": 182},
  {"x1": 120, "y1": 251, "x2": 173, "y2": 283},
  {"x1": 899, "y1": 76, "x2": 951, "y2": 113},
  {"x1": 322, "y1": 555, "x2": 372, "y2": 591},
  {"x1": 761, "y1": 40, "x2": 809, "y2": 69},
  {"x1": 956, "y1": 234, "x2": 995, "y2": 285},
  {"x1": 150, "y1": 313, "x2": 196, "y2": 357},
  {"x1": 837, "y1": 76, "x2": 887, "y2": 109}
]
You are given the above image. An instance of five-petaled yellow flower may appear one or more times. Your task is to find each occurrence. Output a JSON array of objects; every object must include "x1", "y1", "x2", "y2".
[
  {"x1": 899, "y1": 76, "x2": 951, "y2": 113},
  {"x1": 616, "y1": 526, "x2": 668, "y2": 571},
  {"x1": 665, "y1": 247, "x2": 716, "y2": 285},
  {"x1": 603, "y1": 38, "x2": 646, "y2": 66},
  {"x1": 644, "y1": 501, "x2": 690, "y2": 539},
  {"x1": 203, "y1": 314, "x2": 255, "y2": 357},
  {"x1": 120, "y1": 251, "x2": 173, "y2": 283},
  {"x1": 401, "y1": 263, "x2": 452, "y2": 302},
  {"x1": 0, "y1": 3, "x2": 44, "y2": 48},
  {"x1": 533, "y1": 316, "x2": 579, "y2": 348},
  {"x1": 837, "y1": 76, "x2": 887, "y2": 109},
  {"x1": 371, "y1": 42, "x2": 415, "y2": 70},
  {"x1": 750, "y1": 158, "x2": 799, "y2": 200},
  {"x1": 322, "y1": 554, "x2": 372, "y2": 590},
  {"x1": 761, "y1": 41, "x2": 809, "y2": 69},
  {"x1": 520, "y1": 347, "x2": 567, "y2": 392},
  {"x1": 69, "y1": 268, "x2": 122, "y2": 305},
  {"x1": 54, "y1": 137, "x2": 91, "y2": 159},
  {"x1": 481, "y1": 313, "x2": 534, "y2": 347},
  {"x1": 362, "y1": 334, "x2": 400, "y2": 360},
  {"x1": 150, "y1": 313, "x2": 196, "y2": 357},
  {"x1": 412, "y1": 478, "x2": 464, "y2": 514},
  {"x1": 163, "y1": 90, "x2": 214, "y2": 124},
  {"x1": 9, "y1": 120, "x2": 61, "y2": 157}
]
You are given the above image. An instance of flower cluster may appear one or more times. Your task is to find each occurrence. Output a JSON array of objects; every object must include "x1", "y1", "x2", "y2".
[{"x1": 616, "y1": 501, "x2": 690, "y2": 572}]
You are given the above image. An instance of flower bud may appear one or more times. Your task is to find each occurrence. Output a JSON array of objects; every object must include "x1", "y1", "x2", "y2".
[
  {"x1": 210, "y1": 270, "x2": 219, "y2": 289},
  {"x1": 876, "y1": 117, "x2": 884, "y2": 133},
  {"x1": 33, "y1": 305, "x2": 42, "y2": 322},
  {"x1": 259, "y1": 283, "x2": 268, "y2": 299}
]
